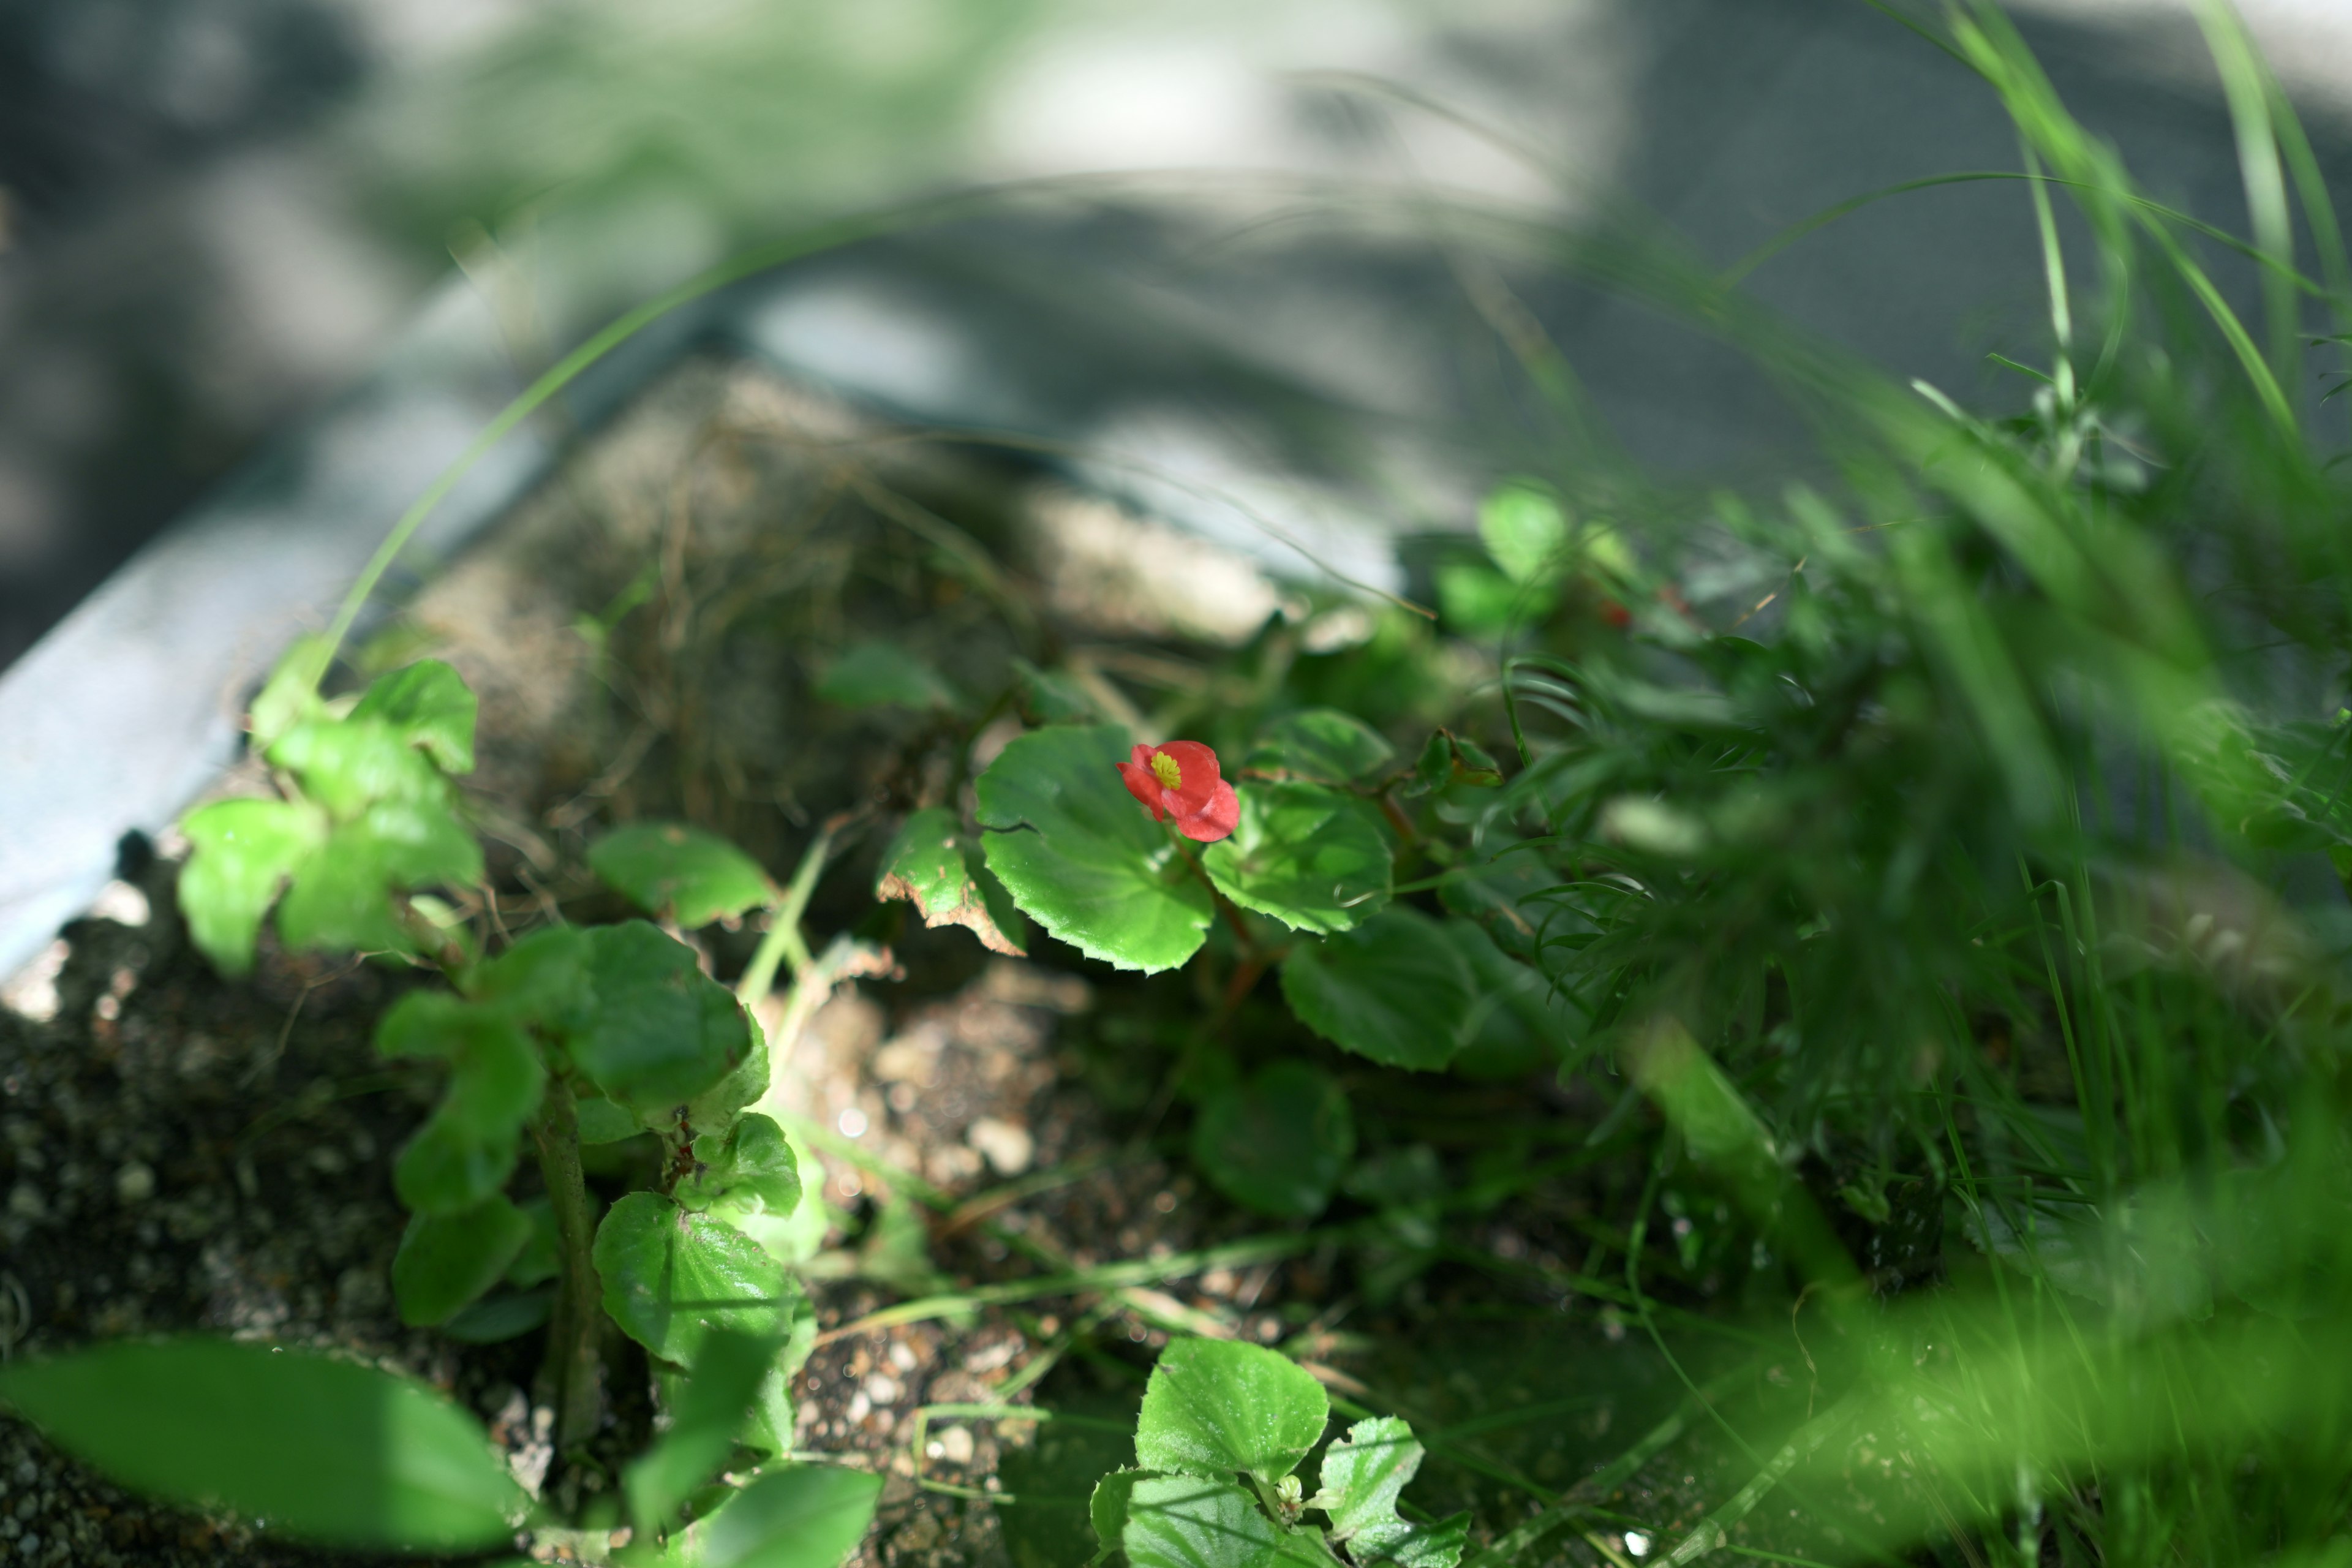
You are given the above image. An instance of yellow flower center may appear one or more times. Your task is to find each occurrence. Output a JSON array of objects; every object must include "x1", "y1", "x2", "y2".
[{"x1": 1150, "y1": 751, "x2": 1183, "y2": 790}]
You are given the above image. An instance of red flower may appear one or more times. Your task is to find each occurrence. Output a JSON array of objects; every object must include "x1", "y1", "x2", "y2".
[{"x1": 1117, "y1": 739, "x2": 1241, "y2": 843}]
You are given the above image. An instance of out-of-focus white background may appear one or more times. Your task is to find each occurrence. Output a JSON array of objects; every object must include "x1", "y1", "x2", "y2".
[{"x1": 2, "y1": 0, "x2": 2346, "y2": 667}]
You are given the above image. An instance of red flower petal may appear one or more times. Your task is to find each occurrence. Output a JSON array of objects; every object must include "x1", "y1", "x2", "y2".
[
  {"x1": 1147, "y1": 740, "x2": 1223, "y2": 819},
  {"x1": 1117, "y1": 758, "x2": 1169, "y2": 820},
  {"x1": 1176, "y1": 779, "x2": 1241, "y2": 843}
]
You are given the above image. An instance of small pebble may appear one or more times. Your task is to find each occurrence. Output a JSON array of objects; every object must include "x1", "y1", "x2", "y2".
[
  {"x1": 936, "y1": 1425, "x2": 975, "y2": 1465},
  {"x1": 114, "y1": 1162, "x2": 154, "y2": 1204},
  {"x1": 966, "y1": 1117, "x2": 1033, "y2": 1176}
]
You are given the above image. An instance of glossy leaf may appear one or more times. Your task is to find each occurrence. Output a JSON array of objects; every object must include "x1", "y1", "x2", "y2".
[
  {"x1": 678, "y1": 1112, "x2": 804, "y2": 1216},
  {"x1": 1202, "y1": 782, "x2": 1390, "y2": 935},
  {"x1": 629, "y1": 1330, "x2": 783, "y2": 1536},
  {"x1": 1121, "y1": 1473, "x2": 1280, "y2": 1568},
  {"x1": 470, "y1": 924, "x2": 596, "y2": 1033},
  {"x1": 394, "y1": 1107, "x2": 523, "y2": 1216},
  {"x1": 575, "y1": 922, "x2": 755, "y2": 1114},
  {"x1": 1280, "y1": 909, "x2": 1473, "y2": 1072},
  {"x1": 1244, "y1": 710, "x2": 1395, "y2": 785},
  {"x1": 977, "y1": 725, "x2": 1212, "y2": 974},
  {"x1": 381, "y1": 992, "x2": 545, "y2": 1215},
  {"x1": 1135, "y1": 1338, "x2": 1328, "y2": 1486},
  {"x1": 687, "y1": 1012, "x2": 772, "y2": 1132},
  {"x1": 596, "y1": 1191, "x2": 809, "y2": 1367},
  {"x1": 0, "y1": 1338, "x2": 521, "y2": 1549},
  {"x1": 816, "y1": 640, "x2": 960, "y2": 711},
  {"x1": 178, "y1": 797, "x2": 326, "y2": 976},
  {"x1": 575, "y1": 1094, "x2": 646, "y2": 1145},
  {"x1": 689, "y1": 1463, "x2": 883, "y2": 1568},
  {"x1": 392, "y1": 1195, "x2": 533, "y2": 1326},
  {"x1": 349, "y1": 658, "x2": 478, "y2": 774},
  {"x1": 875, "y1": 807, "x2": 1025, "y2": 956},
  {"x1": 1436, "y1": 847, "x2": 1583, "y2": 964},
  {"x1": 590, "y1": 823, "x2": 775, "y2": 929},
  {"x1": 1191, "y1": 1063, "x2": 1355, "y2": 1221}
]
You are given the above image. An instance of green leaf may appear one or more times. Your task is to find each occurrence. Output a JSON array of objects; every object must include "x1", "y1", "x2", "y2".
[
  {"x1": 575, "y1": 922, "x2": 755, "y2": 1115},
  {"x1": 679, "y1": 1113, "x2": 804, "y2": 1216},
  {"x1": 506, "y1": 1196, "x2": 560, "y2": 1287},
  {"x1": 440, "y1": 1287, "x2": 553, "y2": 1344},
  {"x1": 1477, "y1": 483, "x2": 1570, "y2": 586},
  {"x1": 1442, "y1": 919, "x2": 1585, "y2": 1081},
  {"x1": 1436, "y1": 847, "x2": 1581, "y2": 963},
  {"x1": 392, "y1": 1196, "x2": 533, "y2": 1326},
  {"x1": 816, "y1": 640, "x2": 960, "y2": 711},
  {"x1": 590, "y1": 823, "x2": 775, "y2": 928},
  {"x1": 576, "y1": 1095, "x2": 646, "y2": 1145},
  {"x1": 394, "y1": 1107, "x2": 523, "y2": 1216},
  {"x1": 380, "y1": 992, "x2": 545, "y2": 1215},
  {"x1": 875, "y1": 807, "x2": 1026, "y2": 956},
  {"x1": 1191, "y1": 1063, "x2": 1355, "y2": 1221},
  {"x1": 1279, "y1": 909, "x2": 1473, "y2": 1071},
  {"x1": 470, "y1": 924, "x2": 597, "y2": 1033},
  {"x1": 349, "y1": 659, "x2": 478, "y2": 774},
  {"x1": 0, "y1": 1338, "x2": 520, "y2": 1550},
  {"x1": 1244, "y1": 710, "x2": 1395, "y2": 785},
  {"x1": 1202, "y1": 782, "x2": 1391, "y2": 936},
  {"x1": 275, "y1": 798, "x2": 483, "y2": 957},
  {"x1": 249, "y1": 634, "x2": 334, "y2": 750},
  {"x1": 1135, "y1": 1339, "x2": 1328, "y2": 1486},
  {"x1": 628, "y1": 1330, "x2": 783, "y2": 1536},
  {"x1": 1121, "y1": 1473, "x2": 1280, "y2": 1568},
  {"x1": 690, "y1": 1463, "x2": 883, "y2": 1568},
  {"x1": 596, "y1": 1191, "x2": 809, "y2": 1367},
  {"x1": 977, "y1": 725, "x2": 1213, "y2": 974},
  {"x1": 268, "y1": 718, "x2": 450, "y2": 817},
  {"x1": 178, "y1": 798, "x2": 327, "y2": 976},
  {"x1": 687, "y1": 1012, "x2": 772, "y2": 1132},
  {"x1": 1091, "y1": 1468, "x2": 1147, "y2": 1564},
  {"x1": 1436, "y1": 562, "x2": 1545, "y2": 637}
]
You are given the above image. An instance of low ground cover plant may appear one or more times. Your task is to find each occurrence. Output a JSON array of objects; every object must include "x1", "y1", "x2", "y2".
[{"x1": 6, "y1": 4, "x2": 2352, "y2": 1566}]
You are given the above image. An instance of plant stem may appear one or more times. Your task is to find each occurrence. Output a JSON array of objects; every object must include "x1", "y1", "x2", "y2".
[
  {"x1": 737, "y1": 826, "x2": 835, "y2": 1008},
  {"x1": 532, "y1": 1076, "x2": 604, "y2": 1455}
]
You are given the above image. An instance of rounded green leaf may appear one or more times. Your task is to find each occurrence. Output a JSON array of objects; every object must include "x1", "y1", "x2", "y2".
[
  {"x1": 1202, "y1": 782, "x2": 1391, "y2": 936},
  {"x1": 1477, "y1": 483, "x2": 1570, "y2": 586},
  {"x1": 394, "y1": 1106, "x2": 522, "y2": 1216},
  {"x1": 178, "y1": 797, "x2": 327, "y2": 977},
  {"x1": 1191, "y1": 1063, "x2": 1355, "y2": 1221},
  {"x1": 1091, "y1": 1468, "x2": 1145, "y2": 1561},
  {"x1": 976, "y1": 725, "x2": 1212, "y2": 974},
  {"x1": 590, "y1": 823, "x2": 775, "y2": 929},
  {"x1": 275, "y1": 799, "x2": 483, "y2": 957},
  {"x1": 679, "y1": 1112, "x2": 804, "y2": 1216},
  {"x1": 1279, "y1": 909, "x2": 1473, "y2": 1071},
  {"x1": 1243, "y1": 710, "x2": 1395, "y2": 785},
  {"x1": 349, "y1": 658, "x2": 479, "y2": 775},
  {"x1": 875, "y1": 807, "x2": 1025, "y2": 956},
  {"x1": 267, "y1": 718, "x2": 449, "y2": 817},
  {"x1": 575, "y1": 922, "x2": 754, "y2": 1114},
  {"x1": 628, "y1": 1330, "x2": 785, "y2": 1537},
  {"x1": 393, "y1": 1195, "x2": 533, "y2": 1326},
  {"x1": 470, "y1": 924, "x2": 596, "y2": 1033},
  {"x1": 595, "y1": 1191, "x2": 808, "y2": 1367},
  {"x1": 1121, "y1": 1473, "x2": 1280, "y2": 1568},
  {"x1": 696, "y1": 1463, "x2": 883, "y2": 1568},
  {"x1": 1135, "y1": 1338, "x2": 1329, "y2": 1486},
  {"x1": 0, "y1": 1338, "x2": 521, "y2": 1550}
]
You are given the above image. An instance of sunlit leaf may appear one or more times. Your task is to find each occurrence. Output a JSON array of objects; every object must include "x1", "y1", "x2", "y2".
[
  {"x1": 596, "y1": 1191, "x2": 810, "y2": 1367},
  {"x1": 349, "y1": 658, "x2": 479, "y2": 775},
  {"x1": 1202, "y1": 782, "x2": 1390, "y2": 936},
  {"x1": 1243, "y1": 710, "x2": 1395, "y2": 785},
  {"x1": 178, "y1": 797, "x2": 327, "y2": 977},
  {"x1": 628, "y1": 1330, "x2": 784, "y2": 1536},
  {"x1": 1121, "y1": 1473, "x2": 1280, "y2": 1568},
  {"x1": 1314, "y1": 1417, "x2": 1466, "y2": 1568},
  {"x1": 1134, "y1": 1338, "x2": 1328, "y2": 1486},
  {"x1": 875, "y1": 806, "x2": 1025, "y2": 955},
  {"x1": 591, "y1": 823, "x2": 775, "y2": 928},
  {"x1": 0, "y1": 1339, "x2": 521, "y2": 1549},
  {"x1": 977, "y1": 725, "x2": 1212, "y2": 974}
]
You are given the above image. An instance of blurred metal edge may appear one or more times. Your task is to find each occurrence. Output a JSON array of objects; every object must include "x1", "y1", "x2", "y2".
[{"x1": 0, "y1": 242, "x2": 1406, "y2": 986}]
